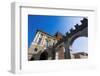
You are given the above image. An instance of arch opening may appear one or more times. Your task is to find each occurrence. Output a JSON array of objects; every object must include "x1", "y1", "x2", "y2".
[
  {"x1": 39, "y1": 50, "x2": 48, "y2": 60},
  {"x1": 71, "y1": 37, "x2": 88, "y2": 53},
  {"x1": 69, "y1": 37, "x2": 88, "y2": 59}
]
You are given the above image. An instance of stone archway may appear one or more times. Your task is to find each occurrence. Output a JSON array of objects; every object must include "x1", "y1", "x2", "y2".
[
  {"x1": 71, "y1": 37, "x2": 88, "y2": 52},
  {"x1": 55, "y1": 18, "x2": 88, "y2": 59},
  {"x1": 39, "y1": 50, "x2": 48, "y2": 60},
  {"x1": 63, "y1": 18, "x2": 88, "y2": 59}
]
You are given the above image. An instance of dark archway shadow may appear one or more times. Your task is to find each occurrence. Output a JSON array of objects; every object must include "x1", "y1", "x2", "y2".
[{"x1": 39, "y1": 51, "x2": 48, "y2": 60}]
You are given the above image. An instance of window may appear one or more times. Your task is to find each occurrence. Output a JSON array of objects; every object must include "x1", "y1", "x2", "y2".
[
  {"x1": 34, "y1": 48, "x2": 38, "y2": 52},
  {"x1": 45, "y1": 38, "x2": 49, "y2": 48},
  {"x1": 38, "y1": 37, "x2": 42, "y2": 45}
]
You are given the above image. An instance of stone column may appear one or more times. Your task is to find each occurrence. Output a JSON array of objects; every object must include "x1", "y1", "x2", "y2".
[
  {"x1": 65, "y1": 47, "x2": 71, "y2": 59},
  {"x1": 58, "y1": 45, "x2": 65, "y2": 59},
  {"x1": 33, "y1": 32, "x2": 39, "y2": 43},
  {"x1": 51, "y1": 47, "x2": 55, "y2": 60},
  {"x1": 36, "y1": 32, "x2": 41, "y2": 44}
]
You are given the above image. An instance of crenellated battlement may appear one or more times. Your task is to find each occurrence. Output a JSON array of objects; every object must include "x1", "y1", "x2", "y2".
[{"x1": 55, "y1": 18, "x2": 88, "y2": 47}]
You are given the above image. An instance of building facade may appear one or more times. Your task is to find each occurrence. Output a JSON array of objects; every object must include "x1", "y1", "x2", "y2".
[
  {"x1": 28, "y1": 30, "x2": 57, "y2": 60},
  {"x1": 28, "y1": 18, "x2": 88, "y2": 61},
  {"x1": 28, "y1": 28, "x2": 88, "y2": 60}
]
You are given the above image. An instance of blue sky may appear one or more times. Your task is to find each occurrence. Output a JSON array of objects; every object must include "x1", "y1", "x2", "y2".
[
  {"x1": 71, "y1": 37, "x2": 88, "y2": 53},
  {"x1": 28, "y1": 15, "x2": 88, "y2": 52}
]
